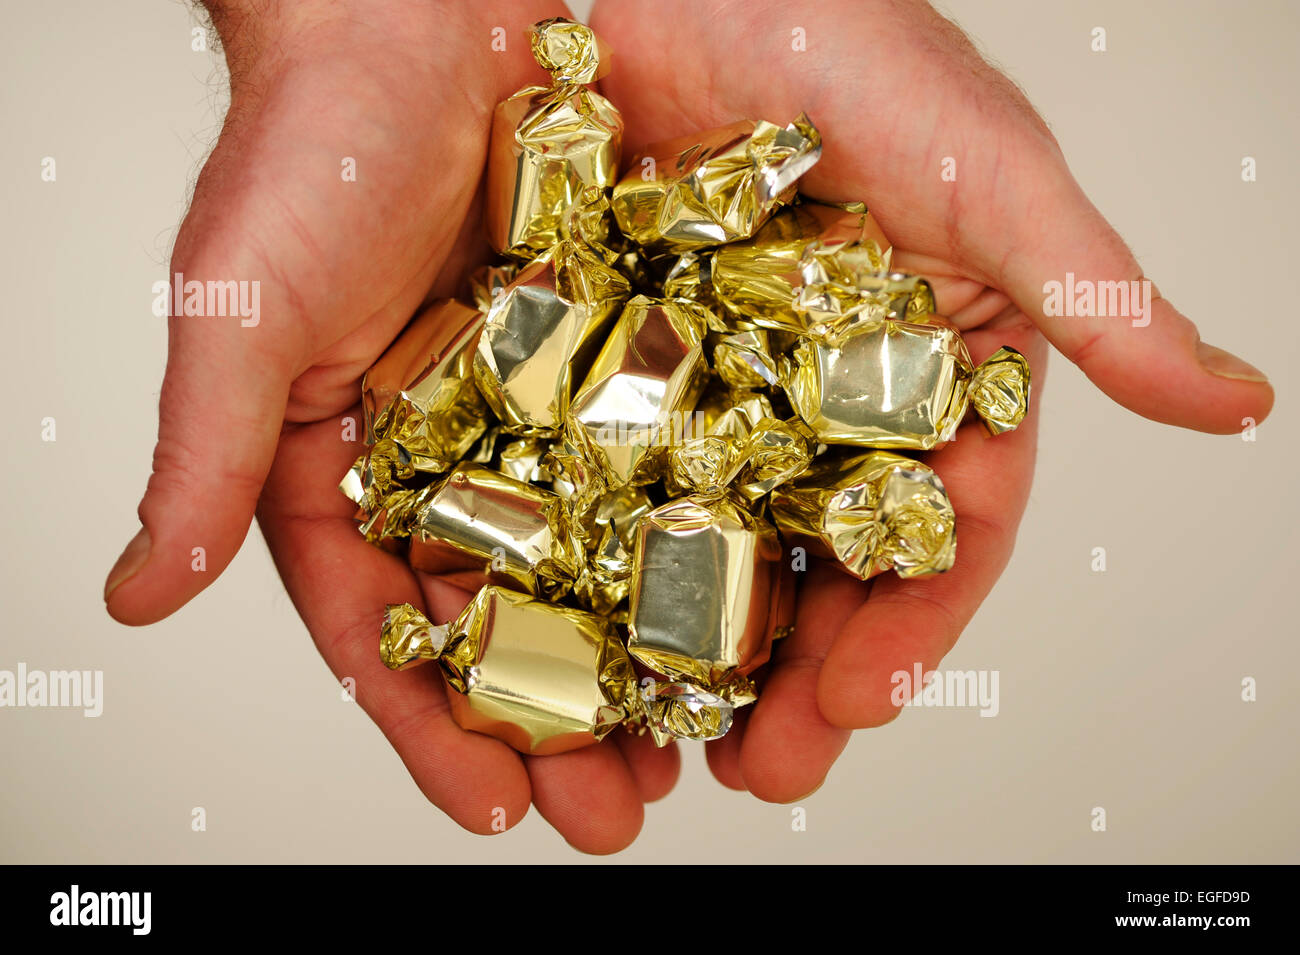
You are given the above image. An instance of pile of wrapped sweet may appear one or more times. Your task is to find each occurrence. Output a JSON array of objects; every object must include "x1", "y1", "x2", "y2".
[{"x1": 339, "y1": 18, "x2": 1030, "y2": 756}]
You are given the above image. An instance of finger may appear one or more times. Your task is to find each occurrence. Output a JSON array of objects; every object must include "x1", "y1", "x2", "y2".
[
  {"x1": 257, "y1": 415, "x2": 532, "y2": 834},
  {"x1": 704, "y1": 706, "x2": 750, "y2": 792},
  {"x1": 735, "y1": 565, "x2": 860, "y2": 802},
  {"x1": 817, "y1": 314, "x2": 1049, "y2": 728},
  {"x1": 526, "y1": 742, "x2": 645, "y2": 854},
  {"x1": 103, "y1": 254, "x2": 295, "y2": 625},
  {"x1": 990, "y1": 165, "x2": 1272, "y2": 434},
  {"x1": 613, "y1": 729, "x2": 682, "y2": 803}
]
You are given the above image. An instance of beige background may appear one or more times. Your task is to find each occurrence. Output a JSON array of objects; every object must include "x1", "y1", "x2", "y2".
[{"x1": 2, "y1": 0, "x2": 1296, "y2": 863}]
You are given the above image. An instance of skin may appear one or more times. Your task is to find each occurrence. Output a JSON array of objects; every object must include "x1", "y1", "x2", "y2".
[{"x1": 103, "y1": 0, "x2": 1273, "y2": 853}]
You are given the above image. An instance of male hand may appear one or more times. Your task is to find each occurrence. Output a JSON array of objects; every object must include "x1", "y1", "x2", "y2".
[
  {"x1": 104, "y1": 0, "x2": 678, "y2": 855},
  {"x1": 590, "y1": 0, "x2": 1273, "y2": 801}
]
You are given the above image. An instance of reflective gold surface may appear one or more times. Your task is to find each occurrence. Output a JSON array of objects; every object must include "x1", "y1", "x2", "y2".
[
  {"x1": 771, "y1": 450, "x2": 956, "y2": 579},
  {"x1": 474, "y1": 223, "x2": 630, "y2": 436},
  {"x1": 712, "y1": 328, "x2": 782, "y2": 390},
  {"x1": 785, "y1": 313, "x2": 1031, "y2": 449},
  {"x1": 406, "y1": 463, "x2": 582, "y2": 599},
  {"x1": 642, "y1": 681, "x2": 742, "y2": 746},
  {"x1": 627, "y1": 496, "x2": 783, "y2": 690},
  {"x1": 362, "y1": 300, "x2": 490, "y2": 472},
  {"x1": 969, "y1": 345, "x2": 1032, "y2": 434},
  {"x1": 485, "y1": 18, "x2": 622, "y2": 257},
  {"x1": 381, "y1": 587, "x2": 636, "y2": 755},
  {"x1": 711, "y1": 202, "x2": 892, "y2": 335},
  {"x1": 785, "y1": 313, "x2": 972, "y2": 450},
  {"x1": 611, "y1": 115, "x2": 821, "y2": 252},
  {"x1": 349, "y1": 34, "x2": 1032, "y2": 752},
  {"x1": 567, "y1": 295, "x2": 711, "y2": 487}
]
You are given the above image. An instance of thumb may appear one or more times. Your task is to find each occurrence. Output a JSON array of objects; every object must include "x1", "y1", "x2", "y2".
[
  {"x1": 105, "y1": 247, "x2": 295, "y2": 625},
  {"x1": 991, "y1": 151, "x2": 1273, "y2": 434}
]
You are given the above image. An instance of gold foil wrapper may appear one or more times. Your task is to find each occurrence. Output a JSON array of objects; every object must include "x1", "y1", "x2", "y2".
[
  {"x1": 710, "y1": 201, "x2": 896, "y2": 335},
  {"x1": 712, "y1": 328, "x2": 783, "y2": 391},
  {"x1": 381, "y1": 587, "x2": 636, "y2": 755},
  {"x1": 770, "y1": 450, "x2": 956, "y2": 579},
  {"x1": 497, "y1": 436, "x2": 554, "y2": 483},
  {"x1": 969, "y1": 346, "x2": 1032, "y2": 435},
  {"x1": 485, "y1": 18, "x2": 623, "y2": 258},
  {"x1": 362, "y1": 300, "x2": 490, "y2": 473},
  {"x1": 380, "y1": 602, "x2": 452, "y2": 671},
  {"x1": 406, "y1": 463, "x2": 583, "y2": 600},
  {"x1": 566, "y1": 295, "x2": 712, "y2": 487},
  {"x1": 641, "y1": 680, "x2": 750, "y2": 746},
  {"x1": 664, "y1": 386, "x2": 812, "y2": 502},
  {"x1": 785, "y1": 311, "x2": 1030, "y2": 450},
  {"x1": 356, "y1": 56, "x2": 1032, "y2": 752},
  {"x1": 627, "y1": 496, "x2": 786, "y2": 691},
  {"x1": 611, "y1": 114, "x2": 822, "y2": 252},
  {"x1": 473, "y1": 221, "x2": 631, "y2": 437}
]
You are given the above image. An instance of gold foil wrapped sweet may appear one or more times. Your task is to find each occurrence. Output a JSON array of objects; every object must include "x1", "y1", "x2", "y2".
[
  {"x1": 361, "y1": 300, "x2": 489, "y2": 475},
  {"x1": 666, "y1": 389, "x2": 812, "y2": 502},
  {"x1": 627, "y1": 496, "x2": 788, "y2": 695},
  {"x1": 784, "y1": 313, "x2": 1031, "y2": 449},
  {"x1": 566, "y1": 295, "x2": 712, "y2": 487},
  {"x1": 485, "y1": 18, "x2": 623, "y2": 258},
  {"x1": 611, "y1": 115, "x2": 822, "y2": 252},
  {"x1": 710, "y1": 201, "x2": 921, "y2": 338},
  {"x1": 771, "y1": 451, "x2": 956, "y2": 579},
  {"x1": 405, "y1": 463, "x2": 583, "y2": 600},
  {"x1": 381, "y1": 587, "x2": 637, "y2": 755},
  {"x1": 641, "y1": 681, "x2": 741, "y2": 746},
  {"x1": 474, "y1": 204, "x2": 631, "y2": 436},
  {"x1": 337, "y1": 19, "x2": 1032, "y2": 756}
]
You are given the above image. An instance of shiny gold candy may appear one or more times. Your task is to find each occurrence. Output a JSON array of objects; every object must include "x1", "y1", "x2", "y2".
[
  {"x1": 611, "y1": 114, "x2": 822, "y2": 252},
  {"x1": 710, "y1": 201, "x2": 893, "y2": 334},
  {"x1": 785, "y1": 312, "x2": 1030, "y2": 450},
  {"x1": 381, "y1": 587, "x2": 637, "y2": 755},
  {"x1": 770, "y1": 450, "x2": 956, "y2": 579},
  {"x1": 473, "y1": 228, "x2": 630, "y2": 437},
  {"x1": 968, "y1": 346, "x2": 1032, "y2": 434},
  {"x1": 641, "y1": 681, "x2": 749, "y2": 746},
  {"x1": 361, "y1": 300, "x2": 490, "y2": 474},
  {"x1": 485, "y1": 18, "x2": 623, "y2": 258},
  {"x1": 627, "y1": 496, "x2": 785, "y2": 691},
  {"x1": 380, "y1": 602, "x2": 451, "y2": 671},
  {"x1": 711, "y1": 327, "x2": 782, "y2": 390},
  {"x1": 566, "y1": 295, "x2": 712, "y2": 487},
  {"x1": 406, "y1": 463, "x2": 583, "y2": 600},
  {"x1": 351, "y1": 42, "x2": 1034, "y2": 754},
  {"x1": 666, "y1": 388, "x2": 812, "y2": 502}
]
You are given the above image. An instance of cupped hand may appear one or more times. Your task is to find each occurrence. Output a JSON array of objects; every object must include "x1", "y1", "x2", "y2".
[
  {"x1": 103, "y1": 0, "x2": 678, "y2": 854},
  {"x1": 590, "y1": 0, "x2": 1274, "y2": 800}
]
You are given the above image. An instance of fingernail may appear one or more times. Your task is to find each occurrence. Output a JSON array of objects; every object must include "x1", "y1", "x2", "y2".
[
  {"x1": 105, "y1": 527, "x2": 151, "y2": 601},
  {"x1": 1197, "y1": 342, "x2": 1269, "y2": 383}
]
